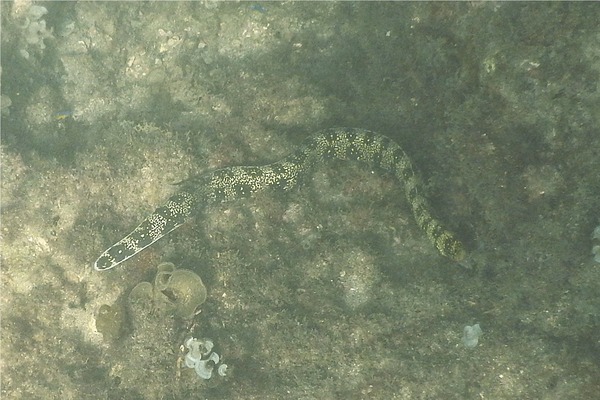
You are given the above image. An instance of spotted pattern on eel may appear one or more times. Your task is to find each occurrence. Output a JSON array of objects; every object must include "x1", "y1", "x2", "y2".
[{"x1": 94, "y1": 128, "x2": 465, "y2": 271}]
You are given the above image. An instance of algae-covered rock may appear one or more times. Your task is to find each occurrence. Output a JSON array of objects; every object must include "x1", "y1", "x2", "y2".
[
  {"x1": 128, "y1": 281, "x2": 154, "y2": 315},
  {"x1": 95, "y1": 303, "x2": 126, "y2": 342}
]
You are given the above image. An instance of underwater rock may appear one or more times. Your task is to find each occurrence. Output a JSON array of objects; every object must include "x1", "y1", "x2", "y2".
[
  {"x1": 462, "y1": 324, "x2": 483, "y2": 348},
  {"x1": 95, "y1": 303, "x2": 126, "y2": 342},
  {"x1": 128, "y1": 281, "x2": 154, "y2": 317}
]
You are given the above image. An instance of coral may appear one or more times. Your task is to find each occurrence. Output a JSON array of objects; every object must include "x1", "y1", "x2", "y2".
[
  {"x1": 183, "y1": 337, "x2": 228, "y2": 380},
  {"x1": 13, "y1": 3, "x2": 53, "y2": 58}
]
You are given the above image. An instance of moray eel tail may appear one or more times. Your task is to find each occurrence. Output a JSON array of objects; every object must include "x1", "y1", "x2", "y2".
[{"x1": 94, "y1": 192, "x2": 196, "y2": 271}]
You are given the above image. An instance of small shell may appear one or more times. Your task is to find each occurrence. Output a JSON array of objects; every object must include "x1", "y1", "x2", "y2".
[{"x1": 217, "y1": 364, "x2": 228, "y2": 377}]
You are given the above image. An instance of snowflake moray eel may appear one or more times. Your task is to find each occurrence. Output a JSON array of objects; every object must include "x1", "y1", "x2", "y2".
[{"x1": 94, "y1": 128, "x2": 465, "y2": 271}]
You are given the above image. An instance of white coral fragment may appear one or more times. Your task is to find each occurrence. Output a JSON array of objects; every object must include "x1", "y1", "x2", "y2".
[{"x1": 462, "y1": 324, "x2": 483, "y2": 348}]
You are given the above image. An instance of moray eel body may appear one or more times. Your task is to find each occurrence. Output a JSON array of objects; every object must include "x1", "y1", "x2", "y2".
[{"x1": 94, "y1": 128, "x2": 465, "y2": 271}]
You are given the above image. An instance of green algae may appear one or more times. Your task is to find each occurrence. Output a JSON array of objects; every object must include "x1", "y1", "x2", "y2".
[
  {"x1": 127, "y1": 262, "x2": 207, "y2": 321},
  {"x1": 152, "y1": 262, "x2": 207, "y2": 319}
]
